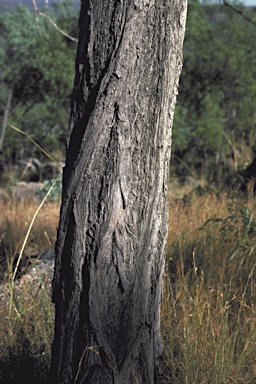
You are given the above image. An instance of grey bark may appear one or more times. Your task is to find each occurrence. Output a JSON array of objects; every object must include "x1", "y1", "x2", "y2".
[
  {"x1": 0, "y1": 88, "x2": 12, "y2": 151},
  {"x1": 50, "y1": 1, "x2": 187, "y2": 383}
]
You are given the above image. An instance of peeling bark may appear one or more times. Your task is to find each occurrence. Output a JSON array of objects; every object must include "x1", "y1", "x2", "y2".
[{"x1": 50, "y1": 1, "x2": 187, "y2": 383}]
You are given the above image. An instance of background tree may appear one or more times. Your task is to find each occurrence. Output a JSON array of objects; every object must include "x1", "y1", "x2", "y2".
[
  {"x1": 0, "y1": 1, "x2": 78, "y2": 164},
  {"x1": 0, "y1": 4, "x2": 38, "y2": 155},
  {"x1": 49, "y1": 1, "x2": 187, "y2": 383},
  {"x1": 172, "y1": 0, "x2": 256, "y2": 183}
]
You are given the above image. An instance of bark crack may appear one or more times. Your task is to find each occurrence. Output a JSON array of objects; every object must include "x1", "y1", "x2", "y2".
[{"x1": 112, "y1": 229, "x2": 129, "y2": 293}]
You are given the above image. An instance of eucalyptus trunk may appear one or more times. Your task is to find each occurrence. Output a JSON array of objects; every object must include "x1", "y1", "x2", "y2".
[{"x1": 50, "y1": 1, "x2": 187, "y2": 383}]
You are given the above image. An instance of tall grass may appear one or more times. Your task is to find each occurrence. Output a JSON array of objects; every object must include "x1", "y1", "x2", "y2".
[
  {"x1": 0, "y1": 191, "x2": 255, "y2": 382},
  {"x1": 0, "y1": 197, "x2": 59, "y2": 383},
  {"x1": 162, "y1": 192, "x2": 256, "y2": 383}
]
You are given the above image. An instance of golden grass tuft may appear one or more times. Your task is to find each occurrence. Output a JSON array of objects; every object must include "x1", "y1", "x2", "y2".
[{"x1": 0, "y1": 197, "x2": 59, "y2": 276}]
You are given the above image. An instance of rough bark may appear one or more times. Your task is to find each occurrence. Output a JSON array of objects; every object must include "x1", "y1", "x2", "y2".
[{"x1": 50, "y1": 1, "x2": 187, "y2": 383}]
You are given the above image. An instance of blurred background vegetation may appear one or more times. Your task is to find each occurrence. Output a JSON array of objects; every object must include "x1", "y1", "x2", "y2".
[
  {"x1": 0, "y1": 0, "x2": 78, "y2": 181},
  {"x1": 1, "y1": 0, "x2": 256, "y2": 190},
  {"x1": 0, "y1": 0, "x2": 256, "y2": 189},
  {"x1": 172, "y1": 0, "x2": 256, "y2": 186}
]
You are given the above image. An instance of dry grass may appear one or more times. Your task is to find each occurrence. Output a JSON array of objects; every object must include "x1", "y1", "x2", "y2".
[
  {"x1": 161, "y1": 191, "x2": 256, "y2": 383},
  {"x1": 0, "y1": 196, "x2": 59, "y2": 382},
  {"x1": 0, "y1": 191, "x2": 255, "y2": 382},
  {"x1": 0, "y1": 196, "x2": 59, "y2": 272}
]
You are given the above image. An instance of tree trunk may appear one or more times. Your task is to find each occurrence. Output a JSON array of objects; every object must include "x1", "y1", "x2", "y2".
[
  {"x1": 50, "y1": 1, "x2": 187, "y2": 383},
  {"x1": 0, "y1": 88, "x2": 13, "y2": 151}
]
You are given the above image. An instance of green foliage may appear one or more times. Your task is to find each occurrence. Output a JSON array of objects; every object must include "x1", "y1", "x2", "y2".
[
  {"x1": 36, "y1": 176, "x2": 62, "y2": 202},
  {"x1": 172, "y1": 0, "x2": 256, "y2": 182},
  {"x1": 1, "y1": 0, "x2": 256, "y2": 185},
  {"x1": 0, "y1": 1, "x2": 78, "y2": 162},
  {"x1": 0, "y1": 5, "x2": 37, "y2": 81}
]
